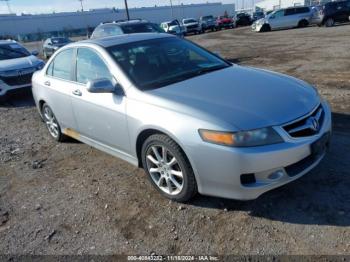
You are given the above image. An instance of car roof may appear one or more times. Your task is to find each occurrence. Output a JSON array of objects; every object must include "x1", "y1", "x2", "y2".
[
  {"x1": 100, "y1": 19, "x2": 149, "y2": 26},
  {"x1": 82, "y1": 33, "x2": 174, "y2": 48}
]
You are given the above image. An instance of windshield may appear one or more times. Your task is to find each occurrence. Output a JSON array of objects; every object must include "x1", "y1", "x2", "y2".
[
  {"x1": 183, "y1": 19, "x2": 197, "y2": 24},
  {"x1": 121, "y1": 23, "x2": 164, "y2": 33},
  {"x1": 51, "y1": 37, "x2": 69, "y2": 44},
  {"x1": 202, "y1": 16, "x2": 213, "y2": 20},
  {"x1": 108, "y1": 37, "x2": 230, "y2": 90},
  {"x1": 168, "y1": 20, "x2": 179, "y2": 26},
  {"x1": 0, "y1": 43, "x2": 30, "y2": 60}
]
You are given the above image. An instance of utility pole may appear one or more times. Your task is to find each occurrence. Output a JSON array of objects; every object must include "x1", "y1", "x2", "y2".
[
  {"x1": 170, "y1": 0, "x2": 174, "y2": 19},
  {"x1": 78, "y1": 0, "x2": 84, "y2": 12},
  {"x1": 124, "y1": 0, "x2": 130, "y2": 20},
  {"x1": 0, "y1": 0, "x2": 12, "y2": 14}
]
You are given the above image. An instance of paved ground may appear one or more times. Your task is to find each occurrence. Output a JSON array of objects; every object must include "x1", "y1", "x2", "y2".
[{"x1": 0, "y1": 25, "x2": 349, "y2": 255}]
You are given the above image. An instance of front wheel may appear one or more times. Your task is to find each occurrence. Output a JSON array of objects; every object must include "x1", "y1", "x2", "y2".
[
  {"x1": 325, "y1": 18, "x2": 334, "y2": 27},
  {"x1": 141, "y1": 134, "x2": 197, "y2": 202},
  {"x1": 260, "y1": 24, "x2": 271, "y2": 32}
]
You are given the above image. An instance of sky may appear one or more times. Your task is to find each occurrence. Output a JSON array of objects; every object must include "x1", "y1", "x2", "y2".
[{"x1": 0, "y1": 0, "x2": 253, "y2": 15}]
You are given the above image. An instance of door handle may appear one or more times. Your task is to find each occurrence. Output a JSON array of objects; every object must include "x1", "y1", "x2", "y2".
[
  {"x1": 44, "y1": 81, "x2": 50, "y2": 86},
  {"x1": 72, "y1": 89, "x2": 82, "y2": 96}
]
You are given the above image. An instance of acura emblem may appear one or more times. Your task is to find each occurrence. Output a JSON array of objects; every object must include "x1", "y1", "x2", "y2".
[{"x1": 307, "y1": 116, "x2": 319, "y2": 131}]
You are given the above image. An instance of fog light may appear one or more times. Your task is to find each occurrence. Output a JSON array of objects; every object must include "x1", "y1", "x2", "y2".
[
  {"x1": 240, "y1": 173, "x2": 256, "y2": 185},
  {"x1": 268, "y1": 170, "x2": 284, "y2": 180}
]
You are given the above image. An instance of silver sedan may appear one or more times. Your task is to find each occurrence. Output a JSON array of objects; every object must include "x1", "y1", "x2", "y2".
[{"x1": 32, "y1": 33, "x2": 331, "y2": 202}]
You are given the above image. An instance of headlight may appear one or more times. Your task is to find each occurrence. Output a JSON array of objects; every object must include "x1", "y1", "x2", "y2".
[
  {"x1": 36, "y1": 61, "x2": 45, "y2": 70},
  {"x1": 199, "y1": 127, "x2": 284, "y2": 147}
]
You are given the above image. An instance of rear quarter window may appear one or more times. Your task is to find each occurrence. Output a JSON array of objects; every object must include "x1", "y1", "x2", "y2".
[
  {"x1": 285, "y1": 8, "x2": 296, "y2": 15},
  {"x1": 47, "y1": 49, "x2": 74, "y2": 81}
]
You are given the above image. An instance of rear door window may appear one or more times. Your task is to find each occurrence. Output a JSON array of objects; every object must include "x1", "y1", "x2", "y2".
[{"x1": 49, "y1": 48, "x2": 74, "y2": 81}]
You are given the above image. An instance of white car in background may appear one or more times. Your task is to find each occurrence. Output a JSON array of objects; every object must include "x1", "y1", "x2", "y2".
[
  {"x1": 160, "y1": 20, "x2": 186, "y2": 37},
  {"x1": 182, "y1": 18, "x2": 202, "y2": 35},
  {"x1": 252, "y1": 6, "x2": 313, "y2": 32},
  {"x1": 0, "y1": 40, "x2": 44, "y2": 100}
]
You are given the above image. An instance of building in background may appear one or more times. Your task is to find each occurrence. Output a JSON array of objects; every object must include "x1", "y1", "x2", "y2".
[
  {"x1": 255, "y1": 0, "x2": 330, "y2": 11},
  {"x1": 0, "y1": 2, "x2": 235, "y2": 41}
]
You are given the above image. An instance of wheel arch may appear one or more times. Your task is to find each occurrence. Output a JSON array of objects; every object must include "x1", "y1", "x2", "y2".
[
  {"x1": 135, "y1": 127, "x2": 201, "y2": 193},
  {"x1": 136, "y1": 128, "x2": 187, "y2": 168}
]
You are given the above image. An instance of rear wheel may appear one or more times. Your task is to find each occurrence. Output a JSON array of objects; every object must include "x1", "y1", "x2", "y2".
[
  {"x1": 141, "y1": 134, "x2": 197, "y2": 202},
  {"x1": 42, "y1": 103, "x2": 66, "y2": 142},
  {"x1": 325, "y1": 18, "x2": 335, "y2": 27},
  {"x1": 298, "y1": 19, "x2": 309, "y2": 28}
]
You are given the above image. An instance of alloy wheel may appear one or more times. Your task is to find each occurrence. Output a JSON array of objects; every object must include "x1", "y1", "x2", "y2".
[
  {"x1": 145, "y1": 145, "x2": 184, "y2": 195},
  {"x1": 43, "y1": 106, "x2": 59, "y2": 139}
]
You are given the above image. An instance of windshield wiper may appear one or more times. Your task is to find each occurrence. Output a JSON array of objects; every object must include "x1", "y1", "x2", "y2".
[
  {"x1": 194, "y1": 64, "x2": 229, "y2": 76},
  {"x1": 142, "y1": 65, "x2": 229, "y2": 90}
]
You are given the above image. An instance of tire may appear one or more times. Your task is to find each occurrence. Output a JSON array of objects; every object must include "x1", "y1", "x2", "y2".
[
  {"x1": 325, "y1": 18, "x2": 334, "y2": 27},
  {"x1": 141, "y1": 134, "x2": 197, "y2": 202},
  {"x1": 0, "y1": 92, "x2": 8, "y2": 103},
  {"x1": 298, "y1": 19, "x2": 309, "y2": 28},
  {"x1": 260, "y1": 24, "x2": 271, "y2": 32},
  {"x1": 41, "y1": 103, "x2": 66, "y2": 142}
]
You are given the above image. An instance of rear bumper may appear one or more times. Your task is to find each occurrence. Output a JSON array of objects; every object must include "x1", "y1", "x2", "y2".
[
  {"x1": 219, "y1": 22, "x2": 233, "y2": 28},
  {"x1": 187, "y1": 100, "x2": 332, "y2": 200}
]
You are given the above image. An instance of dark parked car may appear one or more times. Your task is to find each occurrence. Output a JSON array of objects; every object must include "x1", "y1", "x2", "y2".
[
  {"x1": 236, "y1": 13, "x2": 253, "y2": 26},
  {"x1": 316, "y1": 0, "x2": 350, "y2": 26},
  {"x1": 91, "y1": 19, "x2": 164, "y2": 39},
  {"x1": 216, "y1": 16, "x2": 234, "y2": 29},
  {"x1": 199, "y1": 15, "x2": 217, "y2": 32},
  {"x1": 42, "y1": 37, "x2": 71, "y2": 59},
  {"x1": 252, "y1": 11, "x2": 265, "y2": 22}
]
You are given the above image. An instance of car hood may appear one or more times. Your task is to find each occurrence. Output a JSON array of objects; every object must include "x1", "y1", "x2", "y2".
[
  {"x1": 52, "y1": 43, "x2": 67, "y2": 48},
  {"x1": 0, "y1": 55, "x2": 41, "y2": 71},
  {"x1": 184, "y1": 22, "x2": 199, "y2": 26},
  {"x1": 146, "y1": 65, "x2": 320, "y2": 130}
]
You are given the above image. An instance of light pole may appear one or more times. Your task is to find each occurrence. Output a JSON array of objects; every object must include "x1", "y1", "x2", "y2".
[
  {"x1": 124, "y1": 0, "x2": 130, "y2": 20},
  {"x1": 78, "y1": 0, "x2": 84, "y2": 12},
  {"x1": 170, "y1": 0, "x2": 174, "y2": 19},
  {"x1": 0, "y1": 0, "x2": 12, "y2": 14}
]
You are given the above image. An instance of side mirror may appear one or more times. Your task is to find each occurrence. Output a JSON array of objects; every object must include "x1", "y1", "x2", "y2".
[
  {"x1": 87, "y1": 78, "x2": 116, "y2": 93},
  {"x1": 31, "y1": 50, "x2": 39, "y2": 56},
  {"x1": 48, "y1": 42, "x2": 52, "y2": 46},
  {"x1": 270, "y1": 15, "x2": 275, "y2": 19}
]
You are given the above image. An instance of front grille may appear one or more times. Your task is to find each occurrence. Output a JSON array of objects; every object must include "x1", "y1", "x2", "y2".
[
  {"x1": 0, "y1": 72, "x2": 33, "y2": 86},
  {"x1": 283, "y1": 104, "x2": 324, "y2": 138},
  {"x1": 187, "y1": 25, "x2": 198, "y2": 29}
]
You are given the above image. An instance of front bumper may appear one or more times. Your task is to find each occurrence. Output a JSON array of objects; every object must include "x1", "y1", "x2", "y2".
[
  {"x1": 0, "y1": 82, "x2": 31, "y2": 97},
  {"x1": 252, "y1": 23, "x2": 263, "y2": 32},
  {"x1": 187, "y1": 100, "x2": 332, "y2": 200}
]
